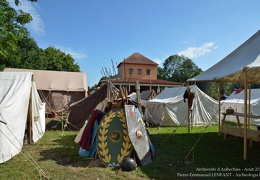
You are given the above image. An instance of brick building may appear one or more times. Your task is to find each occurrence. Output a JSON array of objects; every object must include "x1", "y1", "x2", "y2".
[{"x1": 103, "y1": 52, "x2": 183, "y2": 94}]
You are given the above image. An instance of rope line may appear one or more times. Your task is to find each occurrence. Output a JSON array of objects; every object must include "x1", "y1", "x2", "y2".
[{"x1": 0, "y1": 127, "x2": 49, "y2": 179}]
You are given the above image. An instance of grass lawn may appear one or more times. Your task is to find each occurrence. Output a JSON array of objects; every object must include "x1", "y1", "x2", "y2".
[{"x1": 0, "y1": 123, "x2": 260, "y2": 180}]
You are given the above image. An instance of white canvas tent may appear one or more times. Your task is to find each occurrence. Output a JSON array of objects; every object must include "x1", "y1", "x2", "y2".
[
  {"x1": 221, "y1": 89, "x2": 260, "y2": 125},
  {"x1": 187, "y1": 29, "x2": 260, "y2": 160},
  {"x1": 0, "y1": 72, "x2": 45, "y2": 163},
  {"x1": 142, "y1": 85, "x2": 219, "y2": 126}
]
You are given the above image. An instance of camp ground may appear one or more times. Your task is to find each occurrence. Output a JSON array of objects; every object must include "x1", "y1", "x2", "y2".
[
  {"x1": 1, "y1": 30, "x2": 260, "y2": 179},
  {"x1": 142, "y1": 84, "x2": 219, "y2": 127},
  {"x1": 0, "y1": 72, "x2": 45, "y2": 163}
]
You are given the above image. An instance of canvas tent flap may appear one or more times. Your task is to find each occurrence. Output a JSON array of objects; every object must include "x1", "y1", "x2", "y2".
[
  {"x1": 142, "y1": 85, "x2": 219, "y2": 126},
  {"x1": 187, "y1": 30, "x2": 260, "y2": 83},
  {"x1": 0, "y1": 72, "x2": 45, "y2": 163},
  {"x1": 31, "y1": 82, "x2": 46, "y2": 142}
]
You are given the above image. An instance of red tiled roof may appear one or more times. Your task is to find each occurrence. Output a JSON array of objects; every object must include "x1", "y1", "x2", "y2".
[
  {"x1": 106, "y1": 78, "x2": 183, "y2": 85},
  {"x1": 117, "y1": 52, "x2": 158, "y2": 67}
]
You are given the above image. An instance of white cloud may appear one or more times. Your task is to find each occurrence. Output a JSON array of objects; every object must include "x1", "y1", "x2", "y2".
[
  {"x1": 177, "y1": 42, "x2": 218, "y2": 59},
  {"x1": 7, "y1": 0, "x2": 45, "y2": 36},
  {"x1": 57, "y1": 46, "x2": 87, "y2": 60}
]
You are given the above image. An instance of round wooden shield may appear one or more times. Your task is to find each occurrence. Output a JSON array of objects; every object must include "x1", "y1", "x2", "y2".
[{"x1": 97, "y1": 108, "x2": 132, "y2": 167}]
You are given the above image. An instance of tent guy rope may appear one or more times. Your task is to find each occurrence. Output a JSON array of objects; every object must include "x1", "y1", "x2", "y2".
[{"x1": 0, "y1": 125, "x2": 49, "y2": 179}]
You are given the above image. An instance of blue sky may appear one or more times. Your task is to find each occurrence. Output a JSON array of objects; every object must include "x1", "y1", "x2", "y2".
[{"x1": 8, "y1": 0, "x2": 260, "y2": 87}]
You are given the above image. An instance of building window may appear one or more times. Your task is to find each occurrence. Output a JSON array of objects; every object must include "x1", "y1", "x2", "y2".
[
  {"x1": 138, "y1": 69, "x2": 142, "y2": 75},
  {"x1": 146, "y1": 69, "x2": 150, "y2": 75},
  {"x1": 129, "y1": 68, "x2": 133, "y2": 74}
]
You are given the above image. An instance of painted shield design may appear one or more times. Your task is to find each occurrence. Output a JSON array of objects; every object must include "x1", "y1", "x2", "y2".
[
  {"x1": 124, "y1": 105, "x2": 152, "y2": 166},
  {"x1": 97, "y1": 108, "x2": 132, "y2": 167}
]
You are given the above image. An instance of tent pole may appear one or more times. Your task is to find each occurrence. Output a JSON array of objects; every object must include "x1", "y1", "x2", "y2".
[
  {"x1": 248, "y1": 84, "x2": 251, "y2": 127},
  {"x1": 218, "y1": 83, "x2": 221, "y2": 132},
  {"x1": 243, "y1": 68, "x2": 248, "y2": 160},
  {"x1": 135, "y1": 81, "x2": 142, "y2": 114},
  {"x1": 187, "y1": 82, "x2": 190, "y2": 134}
]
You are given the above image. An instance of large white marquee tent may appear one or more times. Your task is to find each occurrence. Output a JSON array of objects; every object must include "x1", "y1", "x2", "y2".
[
  {"x1": 142, "y1": 85, "x2": 219, "y2": 127},
  {"x1": 0, "y1": 72, "x2": 45, "y2": 163},
  {"x1": 187, "y1": 29, "x2": 260, "y2": 160}
]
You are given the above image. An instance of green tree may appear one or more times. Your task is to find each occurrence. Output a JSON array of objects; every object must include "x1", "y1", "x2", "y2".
[
  {"x1": 196, "y1": 82, "x2": 240, "y2": 100},
  {"x1": 42, "y1": 47, "x2": 80, "y2": 72},
  {"x1": 157, "y1": 66, "x2": 165, "y2": 80},
  {"x1": 162, "y1": 54, "x2": 203, "y2": 83},
  {"x1": 1, "y1": 0, "x2": 81, "y2": 73},
  {"x1": 15, "y1": 0, "x2": 37, "y2": 6},
  {"x1": 17, "y1": 36, "x2": 44, "y2": 69},
  {"x1": 0, "y1": 0, "x2": 32, "y2": 70}
]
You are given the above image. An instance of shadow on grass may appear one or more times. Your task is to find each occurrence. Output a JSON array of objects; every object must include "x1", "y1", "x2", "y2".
[
  {"x1": 39, "y1": 123, "x2": 260, "y2": 180},
  {"x1": 38, "y1": 120, "x2": 93, "y2": 168},
  {"x1": 138, "y1": 130, "x2": 260, "y2": 180},
  {"x1": 38, "y1": 133, "x2": 93, "y2": 168}
]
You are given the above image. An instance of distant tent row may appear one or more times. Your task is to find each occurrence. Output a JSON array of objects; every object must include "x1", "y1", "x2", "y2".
[
  {"x1": 0, "y1": 72, "x2": 45, "y2": 163},
  {"x1": 4, "y1": 68, "x2": 88, "y2": 113},
  {"x1": 142, "y1": 85, "x2": 219, "y2": 127}
]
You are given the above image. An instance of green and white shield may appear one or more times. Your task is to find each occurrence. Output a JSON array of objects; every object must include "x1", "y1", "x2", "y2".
[{"x1": 97, "y1": 108, "x2": 132, "y2": 167}]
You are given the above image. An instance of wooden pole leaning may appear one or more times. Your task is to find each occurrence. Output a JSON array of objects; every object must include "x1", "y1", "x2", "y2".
[{"x1": 135, "y1": 81, "x2": 142, "y2": 114}]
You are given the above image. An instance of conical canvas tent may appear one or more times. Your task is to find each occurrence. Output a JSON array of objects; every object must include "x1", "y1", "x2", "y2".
[
  {"x1": 67, "y1": 82, "x2": 119, "y2": 130},
  {"x1": 142, "y1": 85, "x2": 219, "y2": 126},
  {"x1": 220, "y1": 89, "x2": 260, "y2": 125},
  {"x1": 0, "y1": 72, "x2": 45, "y2": 163},
  {"x1": 187, "y1": 30, "x2": 260, "y2": 160}
]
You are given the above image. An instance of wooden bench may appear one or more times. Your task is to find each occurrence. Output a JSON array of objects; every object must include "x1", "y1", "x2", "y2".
[{"x1": 220, "y1": 112, "x2": 260, "y2": 148}]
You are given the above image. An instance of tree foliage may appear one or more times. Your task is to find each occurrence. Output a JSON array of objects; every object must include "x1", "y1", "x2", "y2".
[
  {"x1": 0, "y1": 0, "x2": 32, "y2": 62},
  {"x1": 196, "y1": 81, "x2": 245, "y2": 100},
  {"x1": 157, "y1": 54, "x2": 239, "y2": 99},
  {"x1": 43, "y1": 47, "x2": 80, "y2": 71},
  {"x1": 161, "y1": 54, "x2": 203, "y2": 83},
  {"x1": 157, "y1": 66, "x2": 164, "y2": 80},
  {"x1": 0, "y1": 0, "x2": 80, "y2": 72},
  {"x1": 15, "y1": 0, "x2": 37, "y2": 6}
]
